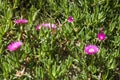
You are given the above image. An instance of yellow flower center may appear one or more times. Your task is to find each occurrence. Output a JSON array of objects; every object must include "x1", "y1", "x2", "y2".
[{"x1": 89, "y1": 48, "x2": 95, "y2": 52}]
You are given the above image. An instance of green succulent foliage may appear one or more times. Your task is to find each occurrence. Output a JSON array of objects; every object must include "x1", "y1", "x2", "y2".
[{"x1": 0, "y1": 0, "x2": 120, "y2": 80}]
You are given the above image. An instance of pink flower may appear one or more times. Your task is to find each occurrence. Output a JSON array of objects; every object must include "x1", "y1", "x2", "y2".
[
  {"x1": 36, "y1": 23, "x2": 57, "y2": 31},
  {"x1": 84, "y1": 45, "x2": 99, "y2": 55},
  {"x1": 35, "y1": 24, "x2": 41, "y2": 31},
  {"x1": 97, "y1": 32, "x2": 106, "y2": 41},
  {"x1": 68, "y1": 16, "x2": 73, "y2": 23},
  {"x1": 7, "y1": 41, "x2": 23, "y2": 52},
  {"x1": 14, "y1": 19, "x2": 28, "y2": 24}
]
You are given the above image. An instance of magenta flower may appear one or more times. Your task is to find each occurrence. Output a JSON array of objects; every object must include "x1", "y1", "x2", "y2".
[
  {"x1": 84, "y1": 45, "x2": 99, "y2": 55},
  {"x1": 68, "y1": 16, "x2": 73, "y2": 23},
  {"x1": 97, "y1": 32, "x2": 106, "y2": 41},
  {"x1": 7, "y1": 41, "x2": 23, "y2": 52},
  {"x1": 14, "y1": 19, "x2": 28, "y2": 24},
  {"x1": 36, "y1": 23, "x2": 57, "y2": 31}
]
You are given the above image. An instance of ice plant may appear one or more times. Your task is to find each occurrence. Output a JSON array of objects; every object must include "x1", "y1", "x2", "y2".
[
  {"x1": 97, "y1": 32, "x2": 106, "y2": 41},
  {"x1": 84, "y1": 45, "x2": 99, "y2": 55},
  {"x1": 42, "y1": 23, "x2": 56, "y2": 29},
  {"x1": 14, "y1": 19, "x2": 28, "y2": 24},
  {"x1": 35, "y1": 24, "x2": 42, "y2": 31},
  {"x1": 7, "y1": 41, "x2": 23, "y2": 52},
  {"x1": 68, "y1": 16, "x2": 74, "y2": 23},
  {"x1": 36, "y1": 23, "x2": 57, "y2": 31}
]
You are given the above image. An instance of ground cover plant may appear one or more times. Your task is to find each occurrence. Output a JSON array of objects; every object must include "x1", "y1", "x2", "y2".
[{"x1": 0, "y1": 0, "x2": 120, "y2": 80}]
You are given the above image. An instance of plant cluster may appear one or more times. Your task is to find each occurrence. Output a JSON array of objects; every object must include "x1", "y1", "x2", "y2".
[{"x1": 0, "y1": 0, "x2": 120, "y2": 80}]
